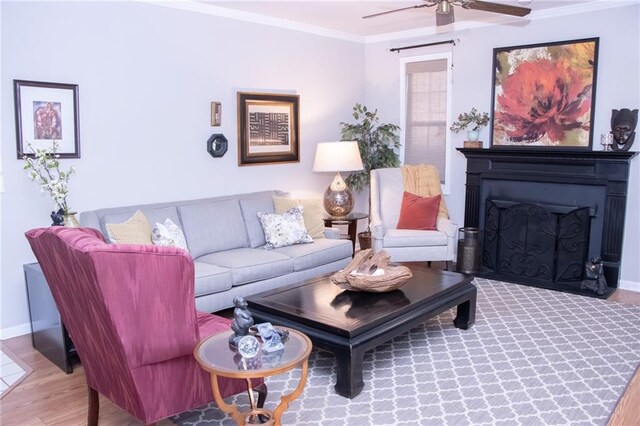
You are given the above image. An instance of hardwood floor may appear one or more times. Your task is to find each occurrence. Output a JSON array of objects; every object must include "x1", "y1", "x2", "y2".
[{"x1": 1, "y1": 288, "x2": 639, "y2": 425}]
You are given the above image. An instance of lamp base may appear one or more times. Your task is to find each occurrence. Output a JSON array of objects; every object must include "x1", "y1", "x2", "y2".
[
  {"x1": 323, "y1": 186, "x2": 354, "y2": 217},
  {"x1": 323, "y1": 172, "x2": 355, "y2": 216}
]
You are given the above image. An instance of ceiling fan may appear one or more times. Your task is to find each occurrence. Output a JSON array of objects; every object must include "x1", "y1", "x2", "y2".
[{"x1": 363, "y1": 0, "x2": 531, "y2": 27}]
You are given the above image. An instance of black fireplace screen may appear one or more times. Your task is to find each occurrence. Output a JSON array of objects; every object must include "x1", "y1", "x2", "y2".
[{"x1": 483, "y1": 200, "x2": 590, "y2": 284}]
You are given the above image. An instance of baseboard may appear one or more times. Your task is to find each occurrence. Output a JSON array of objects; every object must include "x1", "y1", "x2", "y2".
[
  {"x1": 619, "y1": 279, "x2": 640, "y2": 293},
  {"x1": 0, "y1": 323, "x2": 31, "y2": 340}
]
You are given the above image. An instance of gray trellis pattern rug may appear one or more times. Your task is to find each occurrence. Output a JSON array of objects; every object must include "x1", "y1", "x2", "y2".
[{"x1": 172, "y1": 278, "x2": 640, "y2": 425}]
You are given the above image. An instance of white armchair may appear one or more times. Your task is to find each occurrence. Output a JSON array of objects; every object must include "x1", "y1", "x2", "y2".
[{"x1": 369, "y1": 167, "x2": 456, "y2": 268}]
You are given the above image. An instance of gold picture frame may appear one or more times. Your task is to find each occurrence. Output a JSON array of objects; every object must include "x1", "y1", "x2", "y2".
[{"x1": 211, "y1": 101, "x2": 221, "y2": 127}]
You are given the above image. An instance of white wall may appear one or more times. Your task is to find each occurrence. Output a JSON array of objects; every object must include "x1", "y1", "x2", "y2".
[
  {"x1": 365, "y1": 4, "x2": 640, "y2": 291},
  {"x1": 0, "y1": 1, "x2": 365, "y2": 337}
]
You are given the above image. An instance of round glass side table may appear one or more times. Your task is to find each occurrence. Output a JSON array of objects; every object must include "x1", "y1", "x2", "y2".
[{"x1": 194, "y1": 328, "x2": 312, "y2": 425}]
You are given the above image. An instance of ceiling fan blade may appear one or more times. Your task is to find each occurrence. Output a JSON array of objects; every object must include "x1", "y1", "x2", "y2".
[
  {"x1": 465, "y1": 0, "x2": 531, "y2": 17},
  {"x1": 436, "y1": 7, "x2": 455, "y2": 26},
  {"x1": 363, "y1": 4, "x2": 430, "y2": 19}
]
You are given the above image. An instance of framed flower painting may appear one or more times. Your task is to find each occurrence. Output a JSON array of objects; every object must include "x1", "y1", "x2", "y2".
[{"x1": 490, "y1": 38, "x2": 599, "y2": 149}]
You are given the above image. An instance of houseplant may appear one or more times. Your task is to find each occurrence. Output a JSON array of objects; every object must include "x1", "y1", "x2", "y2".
[
  {"x1": 450, "y1": 107, "x2": 490, "y2": 142},
  {"x1": 340, "y1": 103, "x2": 401, "y2": 248},
  {"x1": 23, "y1": 141, "x2": 78, "y2": 226}
]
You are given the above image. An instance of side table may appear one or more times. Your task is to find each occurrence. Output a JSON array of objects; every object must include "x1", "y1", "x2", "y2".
[
  {"x1": 24, "y1": 263, "x2": 77, "y2": 374},
  {"x1": 194, "y1": 328, "x2": 312, "y2": 425},
  {"x1": 323, "y1": 212, "x2": 368, "y2": 255}
]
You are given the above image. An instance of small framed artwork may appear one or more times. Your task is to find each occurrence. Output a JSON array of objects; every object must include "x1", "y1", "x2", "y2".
[
  {"x1": 490, "y1": 37, "x2": 599, "y2": 149},
  {"x1": 211, "y1": 101, "x2": 222, "y2": 126},
  {"x1": 237, "y1": 92, "x2": 300, "y2": 166},
  {"x1": 14, "y1": 80, "x2": 81, "y2": 158}
]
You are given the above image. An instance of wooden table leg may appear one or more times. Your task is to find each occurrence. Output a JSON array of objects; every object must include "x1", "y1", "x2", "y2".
[
  {"x1": 333, "y1": 346, "x2": 365, "y2": 399},
  {"x1": 210, "y1": 374, "x2": 246, "y2": 425},
  {"x1": 453, "y1": 286, "x2": 477, "y2": 330},
  {"x1": 347, "y1": 220, "x2": 358, "y2": 254},
  {"x1": 272, "y1": 360, "x2": 309, "y2": 425}
]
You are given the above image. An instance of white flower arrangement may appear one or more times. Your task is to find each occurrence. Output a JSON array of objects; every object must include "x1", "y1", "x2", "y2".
[{"x1": 23, "y1": 141, "x2": 75, "y2": 214}]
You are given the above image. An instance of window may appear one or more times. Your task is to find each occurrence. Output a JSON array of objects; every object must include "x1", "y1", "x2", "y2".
[{"x1": 400, "y1": 53, "x2": 452, "y2": 194}]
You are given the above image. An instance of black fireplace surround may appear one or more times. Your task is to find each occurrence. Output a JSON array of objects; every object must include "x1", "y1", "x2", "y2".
[{"x1": 458, "y1": 148, "x2": 637, "y2": 298}]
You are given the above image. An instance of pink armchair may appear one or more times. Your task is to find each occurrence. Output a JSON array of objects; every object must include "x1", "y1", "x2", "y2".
[{"x1": 25, "y1": 227, "x2": 265, "y2": 425}]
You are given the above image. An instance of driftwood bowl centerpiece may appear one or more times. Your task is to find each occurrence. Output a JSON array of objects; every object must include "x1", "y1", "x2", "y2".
[{"x1": 331, "y1": 249, "x2": 412, "y2": 292}]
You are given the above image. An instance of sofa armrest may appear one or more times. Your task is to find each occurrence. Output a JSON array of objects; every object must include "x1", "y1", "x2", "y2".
[
  {"x1": 324, "y1": 226, "x2": 340, "y2": 239},
  {"x1": 370, "y1": 218, "x2": 384, "y2": 240},
  {"x1": 437, "y1": 217, "x2": 457, "y2": 238}
]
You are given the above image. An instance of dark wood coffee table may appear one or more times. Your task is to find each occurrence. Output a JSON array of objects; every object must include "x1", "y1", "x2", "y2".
[{"x1": 247, "y1": 266, "x2": 476, "y2": 398}]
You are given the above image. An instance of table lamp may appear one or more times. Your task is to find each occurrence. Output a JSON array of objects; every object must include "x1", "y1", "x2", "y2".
[{"x1": 313, "y1": 141, "x2": 363, "y2": 217}]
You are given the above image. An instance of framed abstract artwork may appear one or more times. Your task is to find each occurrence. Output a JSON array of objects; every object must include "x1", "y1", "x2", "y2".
[
  {"x1": 490, "y1": 38, "x2": 599, "y2": 149},
  {"x1": 14, "y1": 80, "x2": 81, "y2": 158},
  {"x1": 237, "y1": 92, "x2": 300, "y2": 166}
]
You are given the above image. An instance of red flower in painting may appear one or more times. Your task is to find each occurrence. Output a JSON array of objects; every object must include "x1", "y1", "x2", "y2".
[{"x1": 496, "y1": 59, "x2": 592, "y2": 143}]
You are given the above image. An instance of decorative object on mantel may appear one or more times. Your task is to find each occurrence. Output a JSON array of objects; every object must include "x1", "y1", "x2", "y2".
[
  {"x1": 490, "y1": 37, "x2": 599, "y2": 149},
  {"x1": 237, "y1": 92, "x2": 299, "y2": 166},
  {"x1": 600, "y1": 133, "x2": 613, "y2": 151},
  {"x1": 23, "y1": 141, "x2": 78, "y2": 227},
  {"x1": 206, "y1": 133, "x2": 228, "y2": 158},
  {"x1": 14, "y1": 80, "x2": 81, "y2": 159},
  {"x1": 463, "y1": 141, "x2": 483, "y2": 148},
  {"x1": 580, "y1": 257, "x2": 608, "y2": 295},
  {"x1": 313, "y1": 141, "x2": 363, "y2": 216},
  {"x1": 210, "y1": 101, "x2": 221, "y2": 126},
  {"x1": 340, "y1": 103, "x2": 401, "y2": 247},
  {"x1": 611, "y1": 108, "x2": 637, "y2": 151},
  {"x1": 331, "y1": 249, "x2": 413, "y2": 292},
  {"x1": 450, "y1": 107, "x2": 489, "y2": 142}
]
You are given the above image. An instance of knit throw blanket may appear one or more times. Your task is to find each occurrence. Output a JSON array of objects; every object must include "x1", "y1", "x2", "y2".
[{"x1": 401, "y1": 164, "x2": 449, "y2": 219}]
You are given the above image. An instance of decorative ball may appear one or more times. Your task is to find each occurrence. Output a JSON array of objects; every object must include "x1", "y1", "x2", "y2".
[{"x1": 237, "y1": 335, "x2": 260, "y2": 358}]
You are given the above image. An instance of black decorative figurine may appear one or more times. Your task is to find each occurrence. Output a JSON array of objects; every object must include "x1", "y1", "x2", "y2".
[
  {"x1": 50, "y1": 208, "x2": 64, "y2": 226},
  {"x1": 610, "y1": 108, "x2": 638, "y2": 151},
  {"x1": 228, "y1": 296, "x2": 254, "y2": 346},
  {"x1": 580, "y1": 257, "x2": 608, "y2": 295}
]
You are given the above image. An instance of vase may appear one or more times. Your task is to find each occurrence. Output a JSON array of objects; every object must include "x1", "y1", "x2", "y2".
[
  {"x1": 466, "y1": 130, "x2": 480, "y2": 141},
  {"x1": 62, "y1": 212, "x2": 81, "y2": 227}
]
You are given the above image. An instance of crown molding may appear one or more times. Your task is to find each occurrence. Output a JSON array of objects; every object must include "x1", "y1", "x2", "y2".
[
  {"x1": 134, "y1": 0, "x2": 365, "y2": 43},
  {"x1": 136, "y1": 0, "x2": 637, "y2": 45}
]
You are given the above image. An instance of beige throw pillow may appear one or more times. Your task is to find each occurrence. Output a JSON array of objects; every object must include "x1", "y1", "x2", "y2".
[
  {"x1": 105, "y1": 210, "x2": 153, "y2": 245},
  {"x1": 273, "y1": 196, "x2": 325, "y2": 239}
]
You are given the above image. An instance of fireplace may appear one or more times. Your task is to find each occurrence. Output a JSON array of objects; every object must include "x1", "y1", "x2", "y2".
[{"x1": 458, "y1": 148, "x2": 637, "y2": 298}]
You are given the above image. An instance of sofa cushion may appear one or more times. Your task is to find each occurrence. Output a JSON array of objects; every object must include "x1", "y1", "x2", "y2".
[
  {"x1": 197, "y1": 248, "x2": 293, "y2": 286},
  {"x1": 102, "y1": 206, "x2": 181, "y2": 242},
  {"x1": 384, "y1": 229, "x2": 448, "y2": 248},
  {"x1": 105, "y1": 210, "x2": 153, "y2": 245},
  {"x1": 273, "y1": 238, "x2": 352, "y2": 272},
  {"x1": 178, "y1": 200, "x2": 249, "y2": 258},
  {"x1": 257, "y1": 207, "x2": 313, "y2": 249},
  {"x1": 396, "y1": 192, "x2": 441, "y2": 231},
  {"x1": 193, "y1": 262, "x2": 233, "y2": 296},
  {"x1": 240, "y1": 196, "x2": 275, "y2": 248},
  {"x1": 273, "y1": 196, "x2": 325, "y2": 239},
  {"x1": 152, "y1": 218, "x2": 189, "y2": 251}
]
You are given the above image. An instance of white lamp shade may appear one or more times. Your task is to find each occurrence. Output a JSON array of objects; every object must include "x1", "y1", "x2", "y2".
[{"x1": 313, "y1": 141, "x2": 364, "y2": 172}]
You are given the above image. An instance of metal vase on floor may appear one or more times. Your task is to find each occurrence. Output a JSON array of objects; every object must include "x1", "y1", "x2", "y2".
[{"x1": 456, "y1": 227, "x2": 481, "y2": 274}]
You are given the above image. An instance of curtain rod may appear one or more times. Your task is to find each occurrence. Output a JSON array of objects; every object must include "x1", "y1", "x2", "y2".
[{"x1": 390, "y1": 39, "x2": 458, "y2": 53}]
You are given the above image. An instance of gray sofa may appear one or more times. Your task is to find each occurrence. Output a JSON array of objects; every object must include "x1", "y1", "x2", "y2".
[{"x1": 80, "y1": 190, "x2": 352, "y2": 313}]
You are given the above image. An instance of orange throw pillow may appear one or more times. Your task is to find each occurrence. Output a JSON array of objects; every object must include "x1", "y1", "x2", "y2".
[{"x1": 396, "y1": 192, "x2": 441, "y2": 230}]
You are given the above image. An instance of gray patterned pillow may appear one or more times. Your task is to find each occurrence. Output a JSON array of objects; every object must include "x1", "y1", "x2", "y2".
[
  {"x1": 257, "y1": 206, "x2": 313, "y2": 250},
  {"x1": 151, "y1": 218, "x2": 189, "y2": 252}
]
